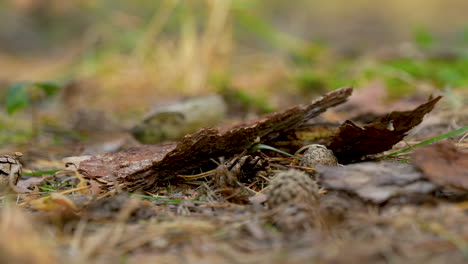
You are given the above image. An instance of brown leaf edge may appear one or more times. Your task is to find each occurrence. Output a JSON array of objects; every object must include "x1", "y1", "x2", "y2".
[
  {"x1": 327, "y1": 96, "x2": 442, "y2": 163},
  {"x1": 412, "y1": 141, "x2": 468, "y2": 191}
]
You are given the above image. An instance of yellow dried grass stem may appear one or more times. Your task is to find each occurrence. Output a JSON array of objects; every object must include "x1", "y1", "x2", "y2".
[{"x1": 178, "y1": 169, "x2": 216, "y2": 179}]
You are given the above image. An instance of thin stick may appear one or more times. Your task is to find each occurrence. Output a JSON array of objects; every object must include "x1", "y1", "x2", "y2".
[{"x1": 178, "y1": 169, "x2": 215, "y2": 179}]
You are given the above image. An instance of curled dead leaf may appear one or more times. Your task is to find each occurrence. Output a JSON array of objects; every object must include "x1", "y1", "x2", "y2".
[{"x1": 327, "y1": 96, "x2": 442, "y2": 163}]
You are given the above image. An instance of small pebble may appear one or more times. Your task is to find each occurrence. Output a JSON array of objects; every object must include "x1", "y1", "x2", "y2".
[{"x1": 299, "y1": 144, "x2": 338, "y2": 167}]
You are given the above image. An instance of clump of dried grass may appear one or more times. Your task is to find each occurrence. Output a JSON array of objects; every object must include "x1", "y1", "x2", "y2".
[{"x1": 0, "y1": 202, "x2": 58, "y2": 264}]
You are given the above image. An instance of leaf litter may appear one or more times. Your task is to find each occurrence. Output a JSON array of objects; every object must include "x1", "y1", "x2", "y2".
[
  {"x1": 77, "y1": 86, "x2": 353, "y2": 191},
  {"x1": 4, "y1": 86, "x2": 468, "y2": 263}
]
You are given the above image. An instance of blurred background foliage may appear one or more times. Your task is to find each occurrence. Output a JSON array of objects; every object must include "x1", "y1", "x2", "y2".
[{"x1": 0, "y1": 0, "x2": 467, "y2": 144}]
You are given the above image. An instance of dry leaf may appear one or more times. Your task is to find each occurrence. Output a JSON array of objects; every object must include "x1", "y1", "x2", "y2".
[
  {"x1": 327, "y1": 96, "x2": 442, "y2": 163},
  {"x1": 412, "y1": 141, "x2": 468, "y2": 191},
  {"x1": 89, "y1": 179, "x2": 102, "y2": 196},
  {"x1": 249, "y1": 193, "x2": 268, "y2": 204},
  {"x1": 29, "y1": 193, "x2": 79, "y2": 212},
  {"x1": 16, "y1": 177, "x2": 46, "y2": 193}
]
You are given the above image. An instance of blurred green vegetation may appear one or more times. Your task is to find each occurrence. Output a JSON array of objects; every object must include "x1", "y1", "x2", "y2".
[
  {"x1": 2, "y1": 1, "x2": 467, "y2": 92},
  {"x1": 0, "y1": 0, "x2": 467, "y2": 145},
  {"x1": 0, "y1": 116, "x2": 32, "y2": 144}
]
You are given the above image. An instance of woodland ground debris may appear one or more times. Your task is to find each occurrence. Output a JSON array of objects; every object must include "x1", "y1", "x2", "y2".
[
  {"x1": 2, "y1": 87, "x2": 468, "y2": 263},
  {"x1": 77, "y1": 87, "x2": 353, "y2": 191}
]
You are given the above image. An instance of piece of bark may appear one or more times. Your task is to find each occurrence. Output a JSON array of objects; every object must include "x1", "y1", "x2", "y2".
[
  {"x1": 77, "y1": 87, "x2": 353, "y2": 191},
  {"x1": 327, "y1": 96, "x2": 442, "y2": 163},
  {"x1": 316, "y1": 162, "x2": 437, "y2": 204},
  {"x1": 412, "y1": 141, "x2": 468, "y2": 191}
]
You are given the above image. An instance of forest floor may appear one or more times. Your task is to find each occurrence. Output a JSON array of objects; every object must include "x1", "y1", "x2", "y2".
[
  {"x1": 0, "y1": 81, "x2": 467, "y2": 264},
  {"x1": 1, "y1": 2, "x2": 468, "y2": 262}
]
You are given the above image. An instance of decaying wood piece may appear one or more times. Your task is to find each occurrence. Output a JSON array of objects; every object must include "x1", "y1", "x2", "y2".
[
  {"x1": 316, "y1": 162, "x2": 437, "y2": 204},
  {"x1": 78, "y1": 86, "x2": 353, "y2": 191}
]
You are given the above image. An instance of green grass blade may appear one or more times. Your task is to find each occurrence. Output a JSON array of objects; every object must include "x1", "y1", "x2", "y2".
[
  {"x1": 378, "y1": 126, "x2": 468, "y2": 159},
  {"x1": 23, "y1": 169, "x2": 61, "y2": 177},
  {"x1": 129, "y1": 193, "x2": 182, "y2": 203},
  {"x1": 6, "y1": 82, "x2": 30, "y2": 115},
  {"x1": 250, "y1": 143, "x2": 294, "y2": 157}
]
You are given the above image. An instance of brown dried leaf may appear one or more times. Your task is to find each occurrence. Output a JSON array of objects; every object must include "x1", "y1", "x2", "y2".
[
  {"x1": 88, "y1": 179, "x2": 102, "y2": 197},
  {"x1": 316, "y1": 162, "x2": 437, "y2": 203},
  {"x1": 16, "y1": 177, "x2": 46, "y2": 193},
  {"x1": 327, "y1": 96, "x2": 442, "y2": 163},
  {"x1": 78, "y1": 87, "x2": 353, "y2": 191},
  {"x1": 249, "y1": 193, "x2": 268, "y2": 204},
  {"x1": 412, "y1": 141, "x2": 468, "y2": 191},
  {"x1": 29, "y1": 193, "x2": 79, "y2": 212}
]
